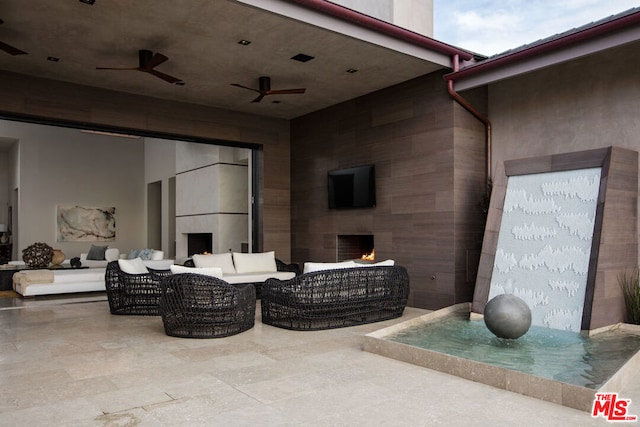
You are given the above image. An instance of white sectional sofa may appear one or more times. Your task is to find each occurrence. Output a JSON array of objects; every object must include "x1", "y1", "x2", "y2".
[
  {"x1": 13, "y1": 268, "x2": 107, "y2": 297},
  {"x1": 12, "y1": 258, "x2": 174, "y2": 297}
]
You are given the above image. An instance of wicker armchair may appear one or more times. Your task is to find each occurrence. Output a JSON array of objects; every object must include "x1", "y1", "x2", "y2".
[
  {"x1": 261, "y1": 265, "x2": 409, "y2": 330},
  {"x1": 160, "y1": 273, "x2": 256, "y2": 338},
  {"x1": 105, "y1": 261, "x2": 172, "y2": 316}
]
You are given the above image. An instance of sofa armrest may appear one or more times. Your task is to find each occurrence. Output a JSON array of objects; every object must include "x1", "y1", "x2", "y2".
[{"x1": 276, "y1": 258, "x2": 301, "y2": 275}]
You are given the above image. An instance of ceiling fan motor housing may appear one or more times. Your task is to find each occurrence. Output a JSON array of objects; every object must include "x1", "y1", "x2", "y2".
[
  {"x1": 259, "y1": 76, "x2": 271, "y2": 91},
  {"x1": 139, "y1": 49, "x2": 153, "y2": 68}
]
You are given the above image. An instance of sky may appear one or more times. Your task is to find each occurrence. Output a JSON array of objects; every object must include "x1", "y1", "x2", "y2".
[{"x1": 433, "y1": 0, "x2": 640, "y2": 56}]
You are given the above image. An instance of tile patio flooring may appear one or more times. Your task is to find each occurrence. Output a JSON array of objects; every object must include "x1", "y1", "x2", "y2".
[{"x1": 0, "y1": 293, "x2": 637, "y2": 426}]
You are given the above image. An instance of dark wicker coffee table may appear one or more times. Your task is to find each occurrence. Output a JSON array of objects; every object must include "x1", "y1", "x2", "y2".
[{"x1": 160, "y1": 273, "x2": 256, "y2": 338}]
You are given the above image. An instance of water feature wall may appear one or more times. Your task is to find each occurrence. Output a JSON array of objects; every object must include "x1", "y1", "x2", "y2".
[
  {"x1": 487, "y1": 168, "x2": 600, "y2": 332},
  {"x1": 473, "y1": 147, "x2": 638, "y2": 331}
]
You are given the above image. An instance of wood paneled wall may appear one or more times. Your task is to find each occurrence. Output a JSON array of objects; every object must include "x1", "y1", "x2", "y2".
[
  {"x1": 0, "y1": 71, "x2": 291, "y2": 261},
  {"x1": 290, "y1": 72, "x2": 487, "y2": 309}
]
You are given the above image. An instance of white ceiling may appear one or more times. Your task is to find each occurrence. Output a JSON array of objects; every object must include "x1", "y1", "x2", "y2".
[{"x1": 0, "y1": 0, "x2": 448, "y2": 120}]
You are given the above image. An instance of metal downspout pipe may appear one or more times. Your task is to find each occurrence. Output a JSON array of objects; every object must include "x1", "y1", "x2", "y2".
[{"x1": 446, "y1": 54, "x2": 492, "y2": 190}]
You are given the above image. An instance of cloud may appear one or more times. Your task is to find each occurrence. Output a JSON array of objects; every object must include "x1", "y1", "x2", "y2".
[{"x1": 452, "y1": 10, "x2": 522, "y2": 32}]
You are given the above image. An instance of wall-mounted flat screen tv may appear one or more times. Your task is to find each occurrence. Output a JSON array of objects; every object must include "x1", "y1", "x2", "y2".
[{"x1": 328, "y1": 164, "x2": 376, "y2": 209}]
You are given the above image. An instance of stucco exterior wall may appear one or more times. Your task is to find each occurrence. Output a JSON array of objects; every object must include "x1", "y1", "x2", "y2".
[
  {"x1": 488, "y1": 41, "x2": 640, "y2": 176},
  {"x1": 488, "y1": 41, "x2": 640, "y2": 264},
  {"x1": 331, "y1": 0, "x2": 433, "y2": 37}
]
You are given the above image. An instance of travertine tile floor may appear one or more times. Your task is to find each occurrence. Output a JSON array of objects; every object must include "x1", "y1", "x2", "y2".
[{"x1": 0, "y1": 293, "x2": 638, "y2": 426}]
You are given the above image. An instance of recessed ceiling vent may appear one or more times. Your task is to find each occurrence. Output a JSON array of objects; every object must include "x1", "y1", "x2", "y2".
[{"x1": 291, "y1": 53, "x2": 314, "y2": 63}]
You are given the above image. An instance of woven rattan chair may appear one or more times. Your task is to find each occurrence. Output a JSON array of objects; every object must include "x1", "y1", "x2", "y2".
[
  {"x1": 160, "y1": 273, "x2": 256, "y2": 338},
  {"x1": 105, "y1": 261, "x2": 172, "y2": 316},
  {"x1": 261, "y1": 265, "x2": 409, "y2": 330}
]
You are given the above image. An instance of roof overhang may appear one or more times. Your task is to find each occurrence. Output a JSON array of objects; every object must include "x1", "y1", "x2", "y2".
[
  {"x1": 241, "y1": 0, "x2": 472, "y2": 66},
  {"x1": 0, "y1": 0, "x2": 472, "y2": 120},
  {"x1": 445, "y1": 9, "x2": 640, "y2": 91}
]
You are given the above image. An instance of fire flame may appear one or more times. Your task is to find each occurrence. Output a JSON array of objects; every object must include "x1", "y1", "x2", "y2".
[{"x1": 361, "y1": 249, "x2": 375, "y2": 261}]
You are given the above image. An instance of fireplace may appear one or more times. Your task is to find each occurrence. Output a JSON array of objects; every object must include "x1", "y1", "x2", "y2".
[
  {"x1": 187, "y1": 233, "x2": 212, "y2": 256},
  {"x1": 337, "y1": 234, "x2": 374, "y2": 261}
]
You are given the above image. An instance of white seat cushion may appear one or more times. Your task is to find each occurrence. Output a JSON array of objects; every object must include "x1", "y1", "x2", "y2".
[
  {"x1": 105, "y1": 248, "x2": 120, "y2": 262},
  {"x1": 223, "y1": 271, "x2": 295, "y2": 284},
  {"x1": 52, "y1": 268, "x2": 106, "y2": 283},
  {"x1": 170, "y1": 264, "x2": 223, "y2": 278},
  {"x1": 303, "y1": 260, "x2": 358, "y2": 274},
  {"x1": 232, "y1": 251, "x2": 277, "y2": 274},
  {"x1": 118, "y1": 258, "x2": 148, "y2": 274},
  {"x1": 356, "y1": 259, "x2": 395, "y2": 267},
  {"x1": 192, "y1": 253, "x2": 236, "y2": 274}
]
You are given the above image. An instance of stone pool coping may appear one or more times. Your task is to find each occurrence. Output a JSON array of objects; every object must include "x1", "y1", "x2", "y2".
[{"x1": 364, "y1": 303, "x2": 640, "y2": 412}]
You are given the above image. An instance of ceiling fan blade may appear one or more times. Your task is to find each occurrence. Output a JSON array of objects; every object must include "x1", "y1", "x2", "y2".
[
  {"x1": 267, "y1": 88, "x2": 306, "y2": 95},
  {"x1": 148, "y1": 68, "x2": 182, "y2": 84},
  {"x1": 145, "y1": 52, "x2": 168, "y2": 70},
  {"x1": 0, "y1": 40, "x2": 27, "y2": 55},
  {"x1": 233, "y1": 77, "x2": 305, "y2": 102},
  {"x1": 251, "y1": 94, "x2": 266, "y2": 103},
  {"x1": 230, "y1": 83, "x2": 261, "y2": 93}
]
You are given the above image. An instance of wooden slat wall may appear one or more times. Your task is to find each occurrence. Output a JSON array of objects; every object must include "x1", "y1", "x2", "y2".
[
  {"x1": 0, "y1": 71, "x2": 292, "y2": 262},
  {"x1": 291, "y1": 72, "x2": 487, "y2": 310},
  {"x1": 590, "y1": 147, "x2": 638, "y2": 329}
]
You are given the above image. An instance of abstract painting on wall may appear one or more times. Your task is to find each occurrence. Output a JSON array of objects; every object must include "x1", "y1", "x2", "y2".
[{"x1": 57, "y1": 206, "x2": 116, "y2": 242}]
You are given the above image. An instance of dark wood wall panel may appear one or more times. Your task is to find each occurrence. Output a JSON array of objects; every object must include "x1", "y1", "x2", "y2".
[
  {"x1": 0, "y1": 71, "x2": 292, "y2": 261},
  {"x1": 291, "y1": 72, "x2": 487, "y2": 310},
  {"x1": 589, "y1": 147, "x2": 638, "y2": 329}
]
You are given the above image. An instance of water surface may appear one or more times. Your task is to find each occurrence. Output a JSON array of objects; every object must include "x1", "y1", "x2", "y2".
[{"x1": 387, "y1": 313, "x2": 640, "y2": 388}]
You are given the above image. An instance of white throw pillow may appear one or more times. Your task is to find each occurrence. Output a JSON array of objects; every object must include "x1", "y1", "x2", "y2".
[
  {"x1": 118, "y1": 258, "x2": 149, "y2": 274},
  {"x1": 232, "y1": 251, "x2": 277, "y2": 274},
  {"x1": 170, "y1": 264, "x2": 223, "y2": 278},
  {"x1": 150, "y1": 250, "x2": 164, "y2": 260},
  {"x1": 192, "y1": 253, "x2": 236, "y2": 274},
  {"x1": 303, "y1": 260, "x2": 358, "y2": 274},
  {"x1": 105, "y1": 248, "x2": 120, "y2": 262}
]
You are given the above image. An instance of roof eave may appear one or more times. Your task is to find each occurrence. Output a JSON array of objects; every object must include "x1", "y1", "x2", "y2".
[
  {"x1": 444, "y1": 9, "x2": 640, "y2": 90},
  {"x1": 239, "y1": 0, "x2": 473, "y2": 65},
  {"x1": 285, "y1": 0, "x2": 474, "y2": 60}
]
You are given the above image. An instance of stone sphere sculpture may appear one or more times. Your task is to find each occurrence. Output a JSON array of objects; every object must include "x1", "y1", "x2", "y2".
[
  {"x1": 484, "y1": 294, "x2": 532, "y2": 339},
  {"x1": 22, "y1": 242, "x2": 54, "y2": 268}
]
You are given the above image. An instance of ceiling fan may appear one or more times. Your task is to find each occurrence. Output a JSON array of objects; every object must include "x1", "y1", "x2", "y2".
[
  {"x1": 231, "y1": 76, "x2": 305, "y2": 103},
  {"x1": 96, "y1": 49, "x2": 183, "y2": 84},
  {"x1": 0, "y1": 19, "x2": 27, "y2": 55}
]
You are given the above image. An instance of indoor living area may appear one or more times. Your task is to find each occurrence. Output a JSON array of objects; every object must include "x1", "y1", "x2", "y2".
[{"x1": 0, "y1": 118, "x2": 255, "y2": 265}]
